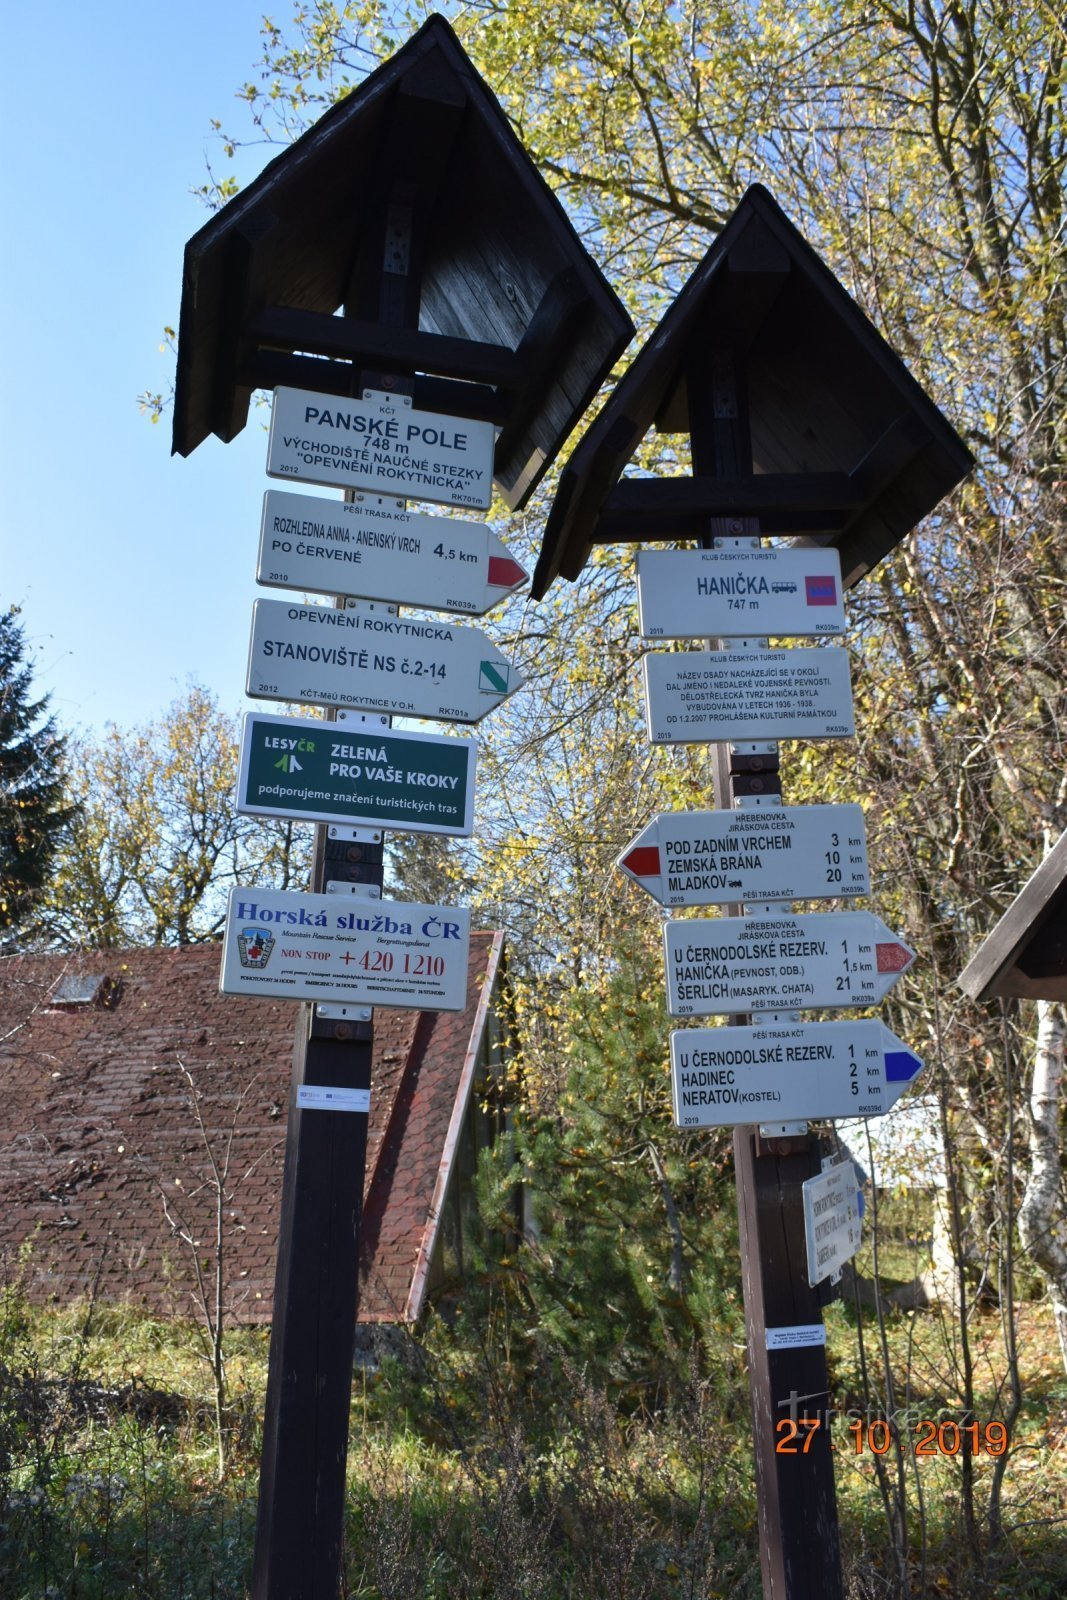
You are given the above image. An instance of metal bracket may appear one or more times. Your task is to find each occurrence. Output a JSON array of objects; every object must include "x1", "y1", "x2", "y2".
[
  {"x1": 362, "y1": 389, "x2": 412, "y2": 410},
  {"x1": 753, "y1": 1007, "x2": 808, "y2": 1137},
  {"x1": 342, "y1": 596, "x2": 398, "y2": 616},
  {"x1": 313, "y1": 1002, "x2": 374, "y2": 1023},
  {"x1": 327, "y1": 824, "x2": 383, "y2": 846},
  {"x1": 713, "y1": 534, "x2": 762, "y2": 552},
  {"x1": 349, "y1": 493, "x2": 405, "y2": 514},
  {"x1": 735, "y1": 792, "x2": 784, "y2": 812},
  {"x1": 325, "y1": 881, "x2": 381, "y2": 898}
]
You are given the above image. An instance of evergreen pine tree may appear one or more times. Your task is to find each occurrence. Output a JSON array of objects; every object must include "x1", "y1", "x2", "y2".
[{"x1": 0, "y1": 607, "x2": 73, "y2": 942}]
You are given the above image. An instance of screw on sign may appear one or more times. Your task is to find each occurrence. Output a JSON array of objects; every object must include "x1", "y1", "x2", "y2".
[
  {"x1": 643, "y1": 647, "x2": 855, "y2": 745},
  {"x1": 635, "y1": 546, "x2": 848, "y2": 639},
  {"x1": 266, "y1": 388, "x2": 496, "y2": 510}
]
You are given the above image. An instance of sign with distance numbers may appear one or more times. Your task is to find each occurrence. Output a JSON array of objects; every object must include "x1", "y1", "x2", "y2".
[
  {"x1": 663, "y1": 911, "x2": 914, "y2": 1017},
  {"x1": 670, "y1": 1020, "x2": 924, "y2": 1128},
  {"x1": 257, "y1": 489, "x2": 526, "y2": 615},
  {"x1": 617, "y1": 804, "x2": 869, "y2": 907}
]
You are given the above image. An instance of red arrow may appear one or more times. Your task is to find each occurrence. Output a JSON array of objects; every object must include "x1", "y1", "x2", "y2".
[
  {"x1": 621, "y1": 845, "x2": 661, "y2": 878},
  {"x1": 487, "y1": 555, "x2": 527, "y2": 588},
  {"x1": 876, "y1": 942, "x2": 912, "y2": 974}
]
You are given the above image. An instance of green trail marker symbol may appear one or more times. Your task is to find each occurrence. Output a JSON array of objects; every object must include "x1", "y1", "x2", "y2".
[{"x1": 479, "y1": 659, "x2": 509, "y2": 694}]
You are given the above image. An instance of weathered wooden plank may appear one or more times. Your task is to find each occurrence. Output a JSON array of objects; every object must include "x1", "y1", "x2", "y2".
[
  {"x1": 240, "y1": 350, "x2": 508, "y2": 424},
  {"x1": 590, "y1": 472, "x2": 862, "y2": 542},
  {"x1": 735, "y1": 1130, "x2": 844, "y2": 1600},
  {"x1": 492, "y1": 267, "x2": 592, "y2": 470},
  {"x1": 247, "y1": 305, "x2": 523, "y2": 387}
]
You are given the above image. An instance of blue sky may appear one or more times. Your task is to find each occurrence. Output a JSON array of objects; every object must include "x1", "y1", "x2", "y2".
[{"x1": 2, "y1": 3, "x2": 331, "y2": 736}]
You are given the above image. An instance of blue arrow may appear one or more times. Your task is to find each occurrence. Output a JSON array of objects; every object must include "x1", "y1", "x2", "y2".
[{"x1": 885, "y1": 1049, "x2": 922, "y2": 1083}]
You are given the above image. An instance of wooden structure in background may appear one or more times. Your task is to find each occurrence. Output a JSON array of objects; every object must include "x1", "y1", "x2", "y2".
[
  {"x1": 959, "y1": 831, "x2": 1067, "y2": 1001},
  {"x1": 0, "y1": 938, "x2": 509, "y2": 1328}
]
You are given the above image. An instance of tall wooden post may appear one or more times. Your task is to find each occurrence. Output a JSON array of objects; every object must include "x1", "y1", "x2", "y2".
[
  {"x1": 250, "y1": 177, "x2": 421, "y2": 1599},
  {"x1": 691, "y1": 350, "x2": 844, "y2": 1600},
  {"x1": 172, "y1": 31, "x2": 632, "y2": 1600}
]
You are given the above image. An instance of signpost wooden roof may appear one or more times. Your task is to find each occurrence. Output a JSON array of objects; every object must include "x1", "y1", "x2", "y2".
[
  {"x1": 958, "y1": 832, "x2": 1067, "y2": 1001},
  {"x1": 531, "y1": 183, "x2": 974, "y2": 597},
  {"x1": 172, "y1": 13, "x2": 633, "y2": 509}
]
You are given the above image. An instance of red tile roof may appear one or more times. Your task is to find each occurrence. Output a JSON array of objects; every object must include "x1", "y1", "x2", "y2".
[{"x1": 0, "y1": 934, "x2": 502, "y2": 1324}]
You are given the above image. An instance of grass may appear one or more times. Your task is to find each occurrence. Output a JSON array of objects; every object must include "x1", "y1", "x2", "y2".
[{"x1": 2, "y1": 1203, "x2": 1066, "y2": 1599}]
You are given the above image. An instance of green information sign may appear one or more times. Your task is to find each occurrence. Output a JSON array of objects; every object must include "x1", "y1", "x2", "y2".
[{"x1": 236, "y1": 712, "x2": 476, "y2": 836}]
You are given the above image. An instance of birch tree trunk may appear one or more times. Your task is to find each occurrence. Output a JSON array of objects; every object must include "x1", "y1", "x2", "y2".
[{"x1": 1018, "y1": 1000, "x2": 1067, "y2": 1376}]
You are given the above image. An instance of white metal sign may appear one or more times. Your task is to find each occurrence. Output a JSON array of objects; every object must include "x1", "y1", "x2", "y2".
[
  {"x1": 766, "y1": 1325, "x2": 827, "y2": 1351},
  {"x1": 219, "y1": 886, "x2": 470, "y2": 1011},
  {"x1": 257, "y1": 490, "x2": 527, "y2": 615},
  {"x1": 266, "y1": 388, "x2": 495, "y2": 509},
  {"x1": 636, "y1": 547, "x2": 847, "y2": 639},
  {"x1": 670, "y1": 1020, "x2": 924, "y2": 1127},
  {"x1": 246, "y1": 599, "x2": 522, "y2": 723},
  {"x1": 617, "y1": 804, "x2": 869, "y2": 907},
  {"x1": 803, "y1": 1160, "x2": 863, "y2": 1286},
  {"x1": 663, "y1": 911, "x2": 914, "y2": 1017},
  {"x1": 643, "y1": 648, "x2": 854, "y2": 745}
]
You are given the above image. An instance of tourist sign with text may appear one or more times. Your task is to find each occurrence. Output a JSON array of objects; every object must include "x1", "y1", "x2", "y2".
[
  {"x1": 664, "y1": 911, "x2": 914, "y2": 1017},
  {"x1": 670, "y1": 1020, "x2": 924, "y2": 1127},
  {"x1": 258, "y1": 489, "x2": 526, "y2": 614},
  {"x1": 803, "y1": 1160, "x2": 863, "y2": 1286},
  {"x1": 236, "y1": 711, "x2": 477, "y2": 836},
  {"x1": 643, "y1": 647, "x2": 854, "y2": 744},
  {"x1": 247, "y1": 599, "x2": 522, "y2": 723},
  {"x1": 636, "y1": 547, "x2": 847, "y2": 638},
  {"x1": 617, "y1": 804, "x2": 869, "y2": 907},
  {"x1": 220, "y1": 886, "x2": 470, "y2": 1010},
  {"x1": 266, "y1": 387, "x2": 494, "y2": 509}
]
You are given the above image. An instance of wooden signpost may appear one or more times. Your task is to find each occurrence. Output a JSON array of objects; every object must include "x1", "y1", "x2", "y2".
[
  {"x1": 173, "y1": 19, "x2": 633, "y2": 1600},
  {"x1": 534, "y1": 185, "x2": 973, "y2": 1600}
]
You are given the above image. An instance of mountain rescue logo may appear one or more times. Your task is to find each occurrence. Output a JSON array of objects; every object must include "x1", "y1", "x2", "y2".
[{"x1": 237, "y1": 928, "x2": 276, "y2": 969}]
